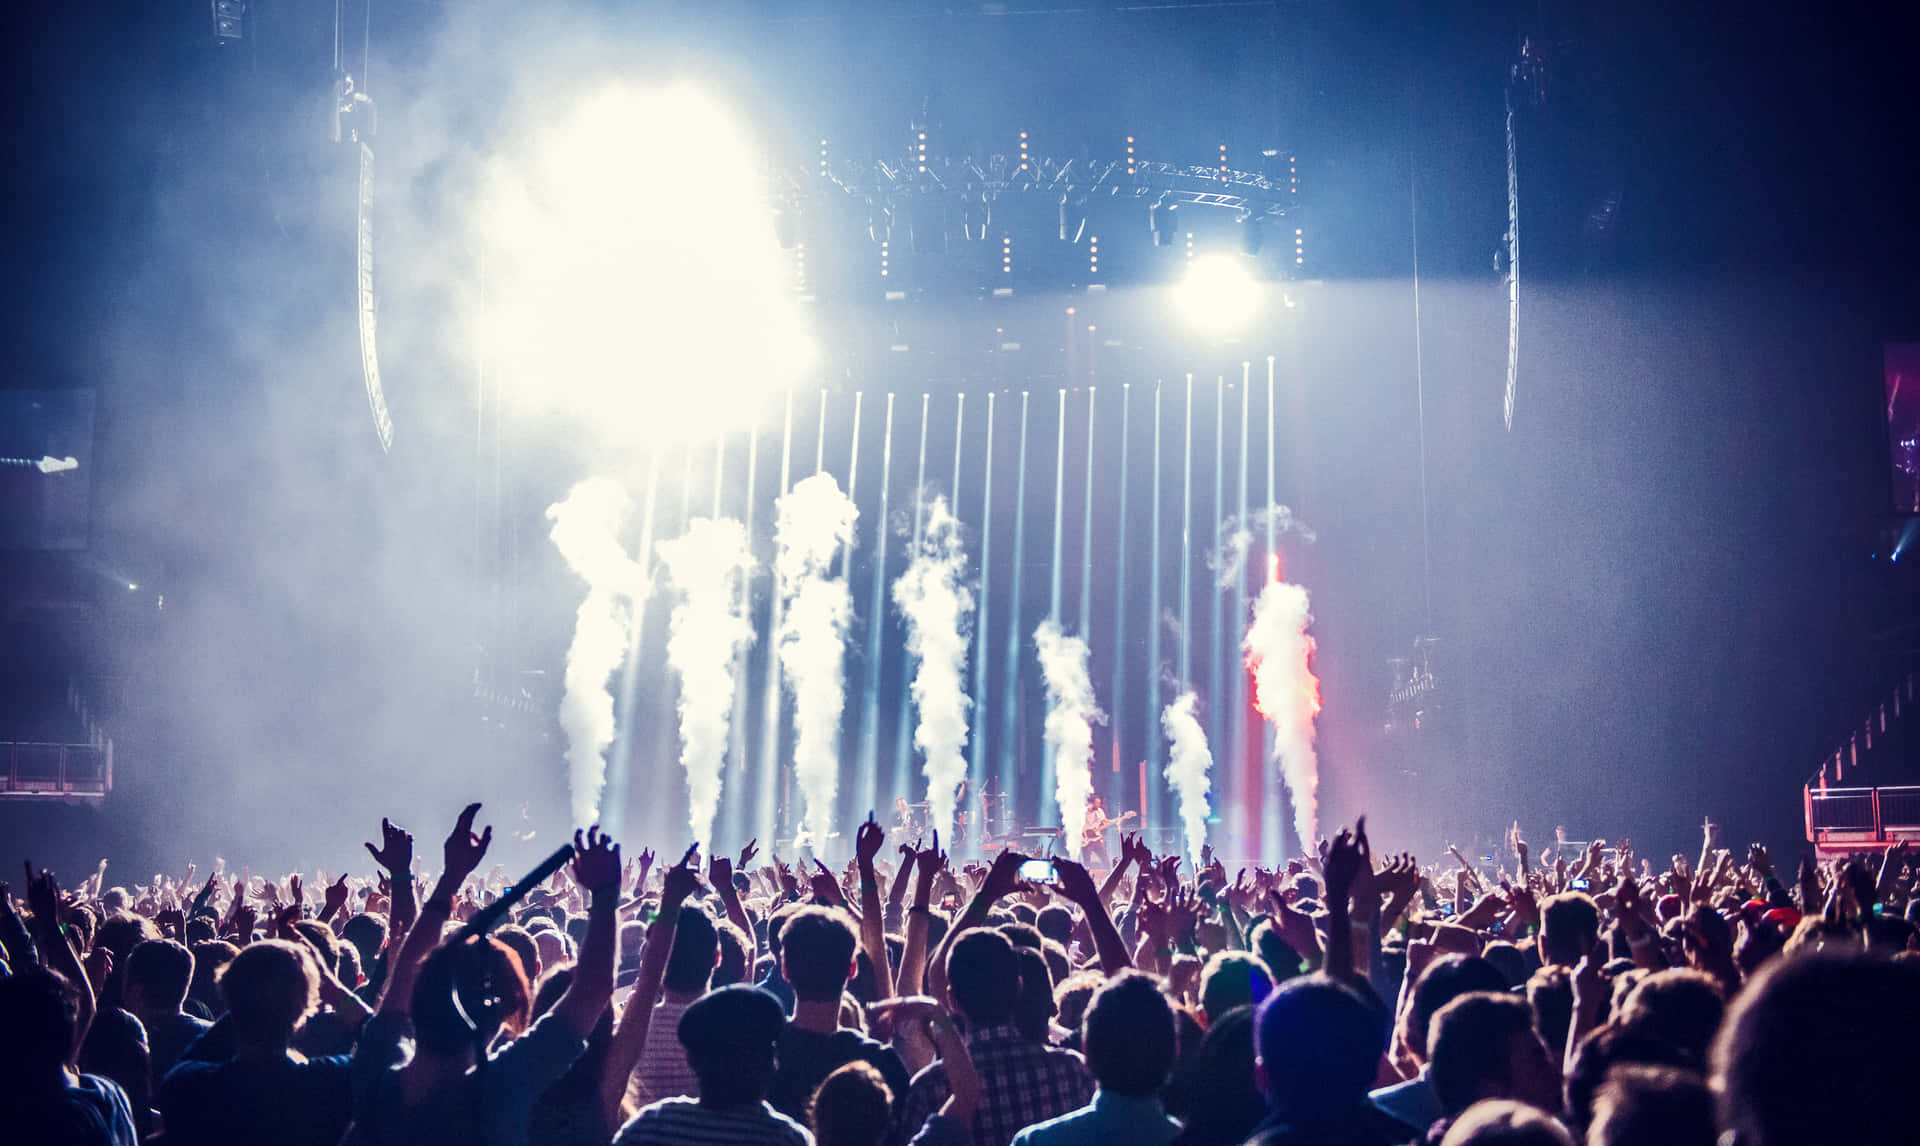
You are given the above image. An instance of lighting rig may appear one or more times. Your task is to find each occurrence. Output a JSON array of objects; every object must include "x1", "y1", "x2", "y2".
[{"x1": 769, "y1": 129, "x2": 1304, "y2": 299}]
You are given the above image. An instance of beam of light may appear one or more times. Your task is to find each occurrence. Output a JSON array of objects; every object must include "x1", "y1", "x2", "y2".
[
  {"x1": 1262, "y1": 357, "x2": 1281, "y2": 864},
  {"x1": 894, "y1": 495, "x2": 975, "y2": 841},
  {"x1": 658, "y1": 517, "x2": 755, "y2": 848},
  {"x1": 844, "y1": 393, "x2": 868, "y2": 819},
  {"x1": 722, "y1": 419, "x2": 759, "y2": 849},
  {"x1": 1179, "y1": 376, "x2": 1195, "y2": 707},
  {"x1": 1207, "y1": 375, "x2": 1225, "y2": 852},
  {"x1": 967, "y1": 393, "x2": 997, "y2": 851},
  {"x1": 1147, "y1": 382, "x2": 1164, "y2": 834},
  {"x1": 775, "y1": 472, "x2": 858, "y2": 852},
  {"x1": 547, "y1": 477, "x2": 648, "y2": 828},
  {"x1": 1035, "y1": 619, "x2": 1104, "y2": 858},
  {"x1": 1110, "y1": 384, "x2": 1131, "y2": 814},
  {"x1": 893, "y1": 395, "x2": 931, "y2": 809},
  {"x1": 858, "y1": 395, "x2": 894, "y2": 820},
  {"x1": 482, "y1": 84, "x2": 812, "y2": 445},
  {"x1": 1162, "y1": 690, "x2": 1214, "y2": 866},
  {"x1": 1230, "y1": 363, "x2": 1251, "y2": 856},
  {"x1": 1245, "y1": 555, "x2": 1321, "y2": 855},
  {"x1": 951, "y1": 394, "x2": 967, "y2": 514},
  {"x1": 1174, "y1": 254, "x2": 1263, "y2": 334},
  {"x1": 1080, "y1": 385, "x2": 1100, "y2": 809},
  {"x1": 998, "y1": 393, "x2": 1031, "y2": 816},
  {"x1": 605, "y1": 454, "x2": 662, "y2": 840},
  {"x1": 1041, "y1": 388, "x2": 1068, "y2": 826},
  {"x1": 755, "y1": 389, "x2": 796, "y2": 850}
]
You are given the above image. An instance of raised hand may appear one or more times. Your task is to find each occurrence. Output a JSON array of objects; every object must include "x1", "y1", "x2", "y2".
[
  {"x1": 570, "y1": 827, "x2": 621, "y2": 892},
  {"x1": 709, "y1": 851, "x2": 735, "y2": 896},
  {"x1": 24, "y1": 863, "x2": 61, "y2": 925},
  {"x1": 982, "y1": 848, "x2": 1030, "y2": 902},
  {"x1": 322, "y1": 873, "x2": 351, "y2": 918},
  {"x1": 1323, "y1": 825, "x2": 1365, "y2": 909},
  {"x1": 1165, "y1": 885, "x2": 1200, "y2": 940},
  {"x1": 288, "y1": 874, "x2": 304, "y2": 908},
  {"x1": 737, "y1": 838, "x2": 759, "y2": 871},
  {"x1": 810, "y1": 859, "x2": 845, "y2": 905},
  {"x1": 661, "y1": 851, "x2": 705, "y2": 911},
  {"x1": 1748, "y1": 843, "x2": 1773, "y2": 880},
  {"x1": 856, "y1": 815, "x2": 885, "y2": 866},
  {"x1": 1052, "y1": 856, "x2": 1100, "y2": 906},
  {"x1": 365, "y1": 817, "x2": 414, "y2": 874},
  {"x1": 442, "y1": 804, "x2": 493, "y2": 879}
]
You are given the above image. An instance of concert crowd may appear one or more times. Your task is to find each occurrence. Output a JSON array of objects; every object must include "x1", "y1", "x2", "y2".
[{"x1": 4, "y1": 800, "x2": 1916, "y2": 1146}]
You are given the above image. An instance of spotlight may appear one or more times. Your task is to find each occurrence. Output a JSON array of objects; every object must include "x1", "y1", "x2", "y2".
[
  {"x1": 1174, "y1": 254, "x2": 1263, "y2": 333},
  {"x1": 212, "y1": 0, "x2": 245, "y2": 42}
]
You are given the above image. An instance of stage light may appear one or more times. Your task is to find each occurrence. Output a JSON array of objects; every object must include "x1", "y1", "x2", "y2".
[
  {"x1": 212, "y1": 0, "x2": 245, "y2": 42},
  {"x1": 478, "y1": 84, "x2": 813, "y2": 446},
  {"x1": 1175, "y1": 254, "x2": 1263, "y2": 333}
]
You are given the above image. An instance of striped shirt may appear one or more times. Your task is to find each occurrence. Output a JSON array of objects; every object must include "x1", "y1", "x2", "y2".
[
  {"x1": 612, "y1": 1097, "x2": 813, "y2": 1146},
  {"x1": 629, "y1": 998, "x2": 698, "y2": 1106},
  {"x1": 901, "y1": 1024, "x2": 1094, "y2": 1146}
]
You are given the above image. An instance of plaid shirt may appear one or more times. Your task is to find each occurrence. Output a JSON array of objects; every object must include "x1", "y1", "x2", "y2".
[{"x1": 901, "y1": 1025, "x2": 1094, "y2": 1146}]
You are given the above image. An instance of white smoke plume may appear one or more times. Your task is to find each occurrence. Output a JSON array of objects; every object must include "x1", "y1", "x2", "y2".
[
  {"x1": 1244, "y1": 578, "x2": 1321, "y2": 852},
  {"x1": 1211, "y1": 503, "x2": 1317, "y2": 588},
  {"x1": 1161, "y1": 690, "x2": 1213, "y2": 866},
  {"x1": 775, "y1": 473, "x2": 859, "y2": 852},
  {"x1": 658, "y1": 517, "x2": 755, "y2": 849},
  {"x1": 891, "y1": 496, "x2": 974, "y2": 842},
  {"x1": 1034, "y1": 619, "x2": 1106, "y2": 859},
  {"x1": 547, "y1": 478, "x2": 647, "y2": 827}
]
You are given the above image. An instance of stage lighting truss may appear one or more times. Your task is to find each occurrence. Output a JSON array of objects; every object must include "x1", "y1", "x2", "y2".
[{"x1": 781, "y1": 152, "x2": 1299, "y2": 242}]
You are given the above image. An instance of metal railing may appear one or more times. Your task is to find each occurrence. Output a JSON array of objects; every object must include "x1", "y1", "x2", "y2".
[
  {"x1": 1805, "y1": 785, "x2": 1920, "y2": 851},
  {"x1": 0, "y1": 740, "x2": 113, "y2": 798}
]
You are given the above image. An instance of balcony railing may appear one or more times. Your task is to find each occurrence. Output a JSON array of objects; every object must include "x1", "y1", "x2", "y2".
[
  {"x1": 1805, "y1": 785, "x2": 1920, "y2": 853},
  {"x1": 0, "y1": 740, "x2": 113, "y2": 798}
]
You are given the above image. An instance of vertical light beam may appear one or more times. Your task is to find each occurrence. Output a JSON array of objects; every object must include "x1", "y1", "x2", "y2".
[
  {"x1": 1229, "y1": 363, "x2": 1251, "y2": 857},
  {"x1": 1040, "y1": 388, "x2": 1068, "y2": 826},
  {"x1": 967, "y1": 393, "x2": 997, "y2": 849},
  {"x1": 755, "y1": 389, "x2": 795, "y2": 851},
  {"x1": 846, "y1": 393, "x2": 870, "y2": 818},
  {"x1": 1109, "y1": 384, "x2": 1129, "y2": 813},
  {"x1": 1262, "y1": 356, "x2": 1282, "y2": 865},
  {"x1": 893, "y1": 395, "x2": 931, "y2": 807},
  {"x1": 998, "y1": 392, "x2": 1030, "y2": 814},
  {"x1": 858, "y1": 395, "x2": 895, "y2": 816},
  {"x1": 1146, "y1": 382, "x2": 1164, "y2": 833}
]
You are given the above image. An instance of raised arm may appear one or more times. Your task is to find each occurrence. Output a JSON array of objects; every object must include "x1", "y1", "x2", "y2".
[
  {"x1": 601, "y1": 854, "x2": 700, "y2": 1123},
  {"x1": 1055, "y1": 857, "x2": 1131, "y2": 975},
  {"x1": 927, "y1": 848, "x2": 1027, "y2": 1007},
  {"x1": 364, "y1": 816, "x2": 417, "y2": 954},
  {"x1": 854, "y1": 815, "x2": 895, "y2": 1002},
  {"x1": 1097, "y1": 834, "x2": 1141, "y2": 909},
  {"x1": 375, "y1": 805, "x2": 490, "y2": 1016},
  {"x1": 553, "y1": 828, "x2": 622, "y2": 1036},
  {"x1": 25, "y1": 866, "x2": 93, "y2": 1064},
  {"x1": 897, "y1": 838, "x2": 943, "y2": 997}
]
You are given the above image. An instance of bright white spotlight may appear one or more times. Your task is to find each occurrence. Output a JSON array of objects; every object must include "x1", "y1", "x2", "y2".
[
  {"x1": 1175, "y1": 254, "x2": 1263, "y2": 333},
  {"x1": 480, "y1": 84, "x2": 814, "y2": 446}
]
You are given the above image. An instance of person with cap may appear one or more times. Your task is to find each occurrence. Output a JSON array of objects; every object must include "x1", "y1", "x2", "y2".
[{"x1": 612, "y1": 984, "x2": 813, "y2": 1146}]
